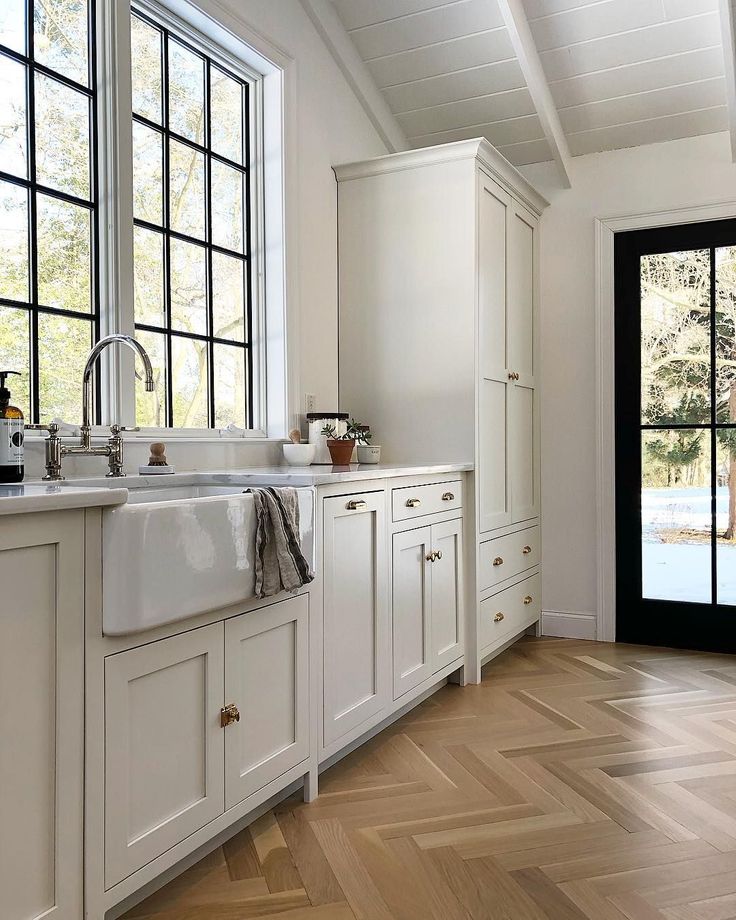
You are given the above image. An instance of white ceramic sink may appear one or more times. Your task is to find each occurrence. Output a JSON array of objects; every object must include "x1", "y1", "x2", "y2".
[{"x1": 101, "y1": 483, "x2": 315, "y2": 635}]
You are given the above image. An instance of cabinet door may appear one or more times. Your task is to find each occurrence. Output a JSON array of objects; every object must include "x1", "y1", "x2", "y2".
[
  {"x1": 0, "y1": 511, "x2": 84, "y2": 920},
  {"x1": 430, "y1": 518, "x2": 465, "y2": 671},
  {"x1": 508, "y1": 201, "x2": 539, "y2": 523},
  {"x1": 225, "y1": 595, "x2": 309, "y2": 808},
  {"x1": 105, "y1": 623, "x2": 225, "y2": 886},
  {"x1": 323, "y1": 492, "x2": 389, "y2": 748},
  {"x1": 392, "y1": 526, "x2": 432, "y2": 699},
  {"x1": 477, "y1": 171, "x2": 512, "y2": 532}
]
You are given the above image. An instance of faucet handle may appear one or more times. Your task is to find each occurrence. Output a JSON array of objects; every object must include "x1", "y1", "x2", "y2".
[{"x1": 109, "y1": 424, "x2": 140, "y2": 436}]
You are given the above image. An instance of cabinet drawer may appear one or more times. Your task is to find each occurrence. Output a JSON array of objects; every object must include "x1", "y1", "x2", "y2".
[
  {"x1": 479, "y1": 525, "x2": 539, "y2": 592},
  {"x1": 480, "y1": 574, "x2": 540, "y2": 650},
  {"x1": 392, "y1": 480, "x2": 462, "y2": 522}
]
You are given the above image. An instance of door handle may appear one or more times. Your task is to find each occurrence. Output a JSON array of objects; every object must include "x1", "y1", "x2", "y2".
[{"x1": 346, "y1": 499, "x2": 367, "y2": 511}]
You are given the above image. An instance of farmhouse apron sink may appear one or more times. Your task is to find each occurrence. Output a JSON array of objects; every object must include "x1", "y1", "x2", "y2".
[{"x1": 98, "y1": 483, "x2": 315, "y2": 635}]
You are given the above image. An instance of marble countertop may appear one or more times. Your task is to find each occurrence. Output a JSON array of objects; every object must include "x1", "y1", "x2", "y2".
[
  {"x1": 0, "y1": 483, "x2": 129, "y2": 516},
  {"x1": 0, "y1": 463, "x2": 472, "y2": 514}
]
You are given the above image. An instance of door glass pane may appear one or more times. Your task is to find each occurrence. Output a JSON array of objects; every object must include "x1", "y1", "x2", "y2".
[
  {"x1": 0, "y1": 55, "x2": 27, "y2": 179},
  {"x1": 717, "y1": 432, "x2": 736, "y2": 604},
  {"x1": 131, "y1": 14, "x2": 162, "y2": 124},
  {"x1": 171, "y1": 335, "x2": 208, "y2": 428},
  {"x1": 0, "y1": 180, "x2": 29, "y2": 302},
  {"x1": 642, "y1": 429, "x2": 711, "y2": 603},
  {"x1": 641, "y1": 249, "x2": 711, "y2": 425},
  {"x1": 34, "y1": 0, "x2": 89, "y2": 86}
]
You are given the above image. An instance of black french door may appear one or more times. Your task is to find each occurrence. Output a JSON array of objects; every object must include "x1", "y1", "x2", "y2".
[{"x1": 615, "y1": 218, "x2": 736, "y2": 653}]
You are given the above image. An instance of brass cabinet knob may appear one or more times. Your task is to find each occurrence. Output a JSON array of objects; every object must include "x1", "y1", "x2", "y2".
[
  {"x1": 346, "y1": 499, "x2": 367, "y2": 511},
  {"x1": 494, "y1": 612, "x2": 505, "y2": 622},
  {"x1": 435, "y1": 549, "x2": 442, "y2": 560},
  {"x1": 508, "y1": 371, "x2": 515, "y2": 380},
  {"x1": 441, "y1": 491, "x2": 455, "y2": 501},
  {"x1": 406, "y1": 498, "x2": 421, "y2": 508},
  {"x1": 524, "y1": 595, "x2": 533, "y2": 605},
  {"x1": 522, "y1": 545, "x2": 532, "y2": 555},
  {"x1": 426, "y1": 551, "x2": 437, "y2": 562},
  {"x1": 220, "y1": 703, "x2": 240, "y2": 728},
  {"x1": 493, "y1": 556, "x2": 504, "y2": 566}
]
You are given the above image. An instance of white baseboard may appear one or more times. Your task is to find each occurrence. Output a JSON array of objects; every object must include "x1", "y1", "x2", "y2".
[{"x1": 541, "y1": 610, "x2": 598, "y2": 640}]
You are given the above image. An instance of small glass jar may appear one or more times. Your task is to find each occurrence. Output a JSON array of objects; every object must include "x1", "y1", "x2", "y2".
[{"x1": 306, "y1": 412, "x2": 349, "y2": 464}]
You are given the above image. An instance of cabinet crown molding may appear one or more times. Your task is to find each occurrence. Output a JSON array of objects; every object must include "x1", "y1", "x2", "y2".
[{"x1": 333, "y1": 137, "x2": 549, "y2": 217}]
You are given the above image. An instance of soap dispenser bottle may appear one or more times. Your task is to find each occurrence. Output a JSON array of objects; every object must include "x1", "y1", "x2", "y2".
[{"x1": 0, "y1": 371, "x2": 24, "y2": 483}]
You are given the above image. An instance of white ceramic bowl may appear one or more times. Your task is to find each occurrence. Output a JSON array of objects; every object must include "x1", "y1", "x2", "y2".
[{"x1": 283, "y1": 443, "x2": 316, "y2": 466}]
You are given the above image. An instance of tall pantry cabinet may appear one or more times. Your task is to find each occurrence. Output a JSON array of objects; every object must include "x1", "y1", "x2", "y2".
[{"x1": 335, "y1": 139, "x2": 547, "y2": 682}]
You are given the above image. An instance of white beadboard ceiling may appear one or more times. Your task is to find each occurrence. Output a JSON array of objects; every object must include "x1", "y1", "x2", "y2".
[{"x1": 330, "y1": 0, "x2": 730, "y2": 168}]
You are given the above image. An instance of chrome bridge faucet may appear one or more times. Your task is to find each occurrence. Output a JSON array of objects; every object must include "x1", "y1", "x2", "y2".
[{"x1": 27, "y1": 334, "x2": 155, "y2": 481}]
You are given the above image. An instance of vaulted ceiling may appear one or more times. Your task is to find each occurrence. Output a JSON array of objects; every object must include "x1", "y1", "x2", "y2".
[{"x1": 328, "y1": 0, "x2": 733, "y2": 179}]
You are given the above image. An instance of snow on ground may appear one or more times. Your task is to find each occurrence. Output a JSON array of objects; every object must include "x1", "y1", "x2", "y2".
[{"x1": 642, "y1": 486, "x2": 736, "y2": 603}]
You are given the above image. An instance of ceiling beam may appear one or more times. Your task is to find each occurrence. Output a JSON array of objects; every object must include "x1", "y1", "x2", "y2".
[
  {"x1": 718, "y1": 0, "x2": 736, "y2": 161},
  {"x1": 299, "y1": 0, "x2": 409, "y2": 154},
  {"x1": 496, "y1": 0, "x2": 572, "y2": 187}
]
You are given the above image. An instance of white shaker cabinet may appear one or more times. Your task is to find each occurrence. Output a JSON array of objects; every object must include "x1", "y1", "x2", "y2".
[
  {"x1": 0, "y1": 511, "x2": 84, "y2": 920},
  {"x1": 322, "y1": 491, "x2": 389, "y2": 747},
  {"x1": 104, "y1": 623, "x2": 225, "y2": 887},
  {"x1": 336, "y1": 139, "x2": 547, "y2": 677},
  {"x1": 224, "y1": 595, "x2": 310, "y2": 808},
  {"x1": 392, "y1": 518, "x2": 464, "y2": 699}
]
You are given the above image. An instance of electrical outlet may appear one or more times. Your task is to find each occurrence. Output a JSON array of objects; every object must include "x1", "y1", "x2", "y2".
[{"x1": 305, "y1": 393, "x2": 316, "y2": 414}]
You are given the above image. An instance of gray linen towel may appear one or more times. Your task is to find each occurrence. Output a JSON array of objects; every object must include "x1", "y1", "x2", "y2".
[{"x1": 247, "y1": 487, "x2": 314, "y2": 598}]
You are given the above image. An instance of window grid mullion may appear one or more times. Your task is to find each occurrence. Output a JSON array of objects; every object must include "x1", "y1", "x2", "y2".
[
  {"x1": 205, "y1": 58, "x2": 215, "y2": 427},
  {"x1": 161, "y1": 24, "x2": 174, "y2": 428}
]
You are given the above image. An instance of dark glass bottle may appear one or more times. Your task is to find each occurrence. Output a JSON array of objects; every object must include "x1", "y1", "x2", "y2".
[{"x1": 0, "y1": 371, "x2": 24, "y2": 483}]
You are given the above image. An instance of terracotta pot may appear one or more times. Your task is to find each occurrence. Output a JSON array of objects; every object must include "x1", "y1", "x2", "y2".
[{"x1": 326, "y1": 439, "x2": 355, "y2": 465}]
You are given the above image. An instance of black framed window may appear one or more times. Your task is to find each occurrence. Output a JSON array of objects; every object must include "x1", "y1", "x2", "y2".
[
  {"x1": 0, "y1": 0, "x2": 98, "y2": 423},
  {"x1": 131, "y1": 9, "x2": 252, "y2": 430}
]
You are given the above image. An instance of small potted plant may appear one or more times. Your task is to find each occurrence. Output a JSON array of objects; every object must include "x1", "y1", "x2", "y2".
[
  {"x1": 354, "y1": 424, "x2": 381, "y2": 464},
  {"x1": 321, "y1": 422, "x2": 356, "y2": 465}
]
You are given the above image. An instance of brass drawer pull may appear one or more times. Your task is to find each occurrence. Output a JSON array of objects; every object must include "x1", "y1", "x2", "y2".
[
  {"x1": 220, "y1": 703, "x2": 240, "y2": 728},
  {"x1": 442, "y1": 491, "x2": 455, "y2": 501},
  {"x1": 493, "y1": 556, "x2": 504, "y2": 566},
  {"x1": 522, "y1": 545, "x2": 532, "y2": 555},
  {"x1": 524, "y1": 595, "x2": 533, "y2": 605},
  {"x1": 405, "y1": 498, "x2": 421, "y2": 508},
  {"x1": 346, "y1": 499, "x2": 367, "y2": 511},
  {"x1": 494, "y1": 612, "x2": 505, "y2": 622}
]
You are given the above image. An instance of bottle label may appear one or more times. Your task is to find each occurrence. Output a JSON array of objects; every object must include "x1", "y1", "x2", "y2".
[{"x1": 0, "y1": 419, "x2": 23, "y2": 467}]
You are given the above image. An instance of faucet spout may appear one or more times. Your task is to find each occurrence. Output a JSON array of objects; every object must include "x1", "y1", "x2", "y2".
[{"x1": 82, "y1": 334, "x2": 155, "y2": 441}]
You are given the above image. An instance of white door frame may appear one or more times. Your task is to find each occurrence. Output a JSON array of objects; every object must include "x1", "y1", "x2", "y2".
[{"x1": 595, "y1": 200, "x2": 736, "y2": 642}]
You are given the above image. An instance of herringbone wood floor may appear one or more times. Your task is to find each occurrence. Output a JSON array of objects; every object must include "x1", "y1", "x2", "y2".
[{"x1": 123, "y1": 637, "x2": 736, "y2": 920}]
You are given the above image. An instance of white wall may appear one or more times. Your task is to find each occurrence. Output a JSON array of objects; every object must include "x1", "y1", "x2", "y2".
[{"x1": 521, "y1": 131, "x2": 736, "y2": 637}]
